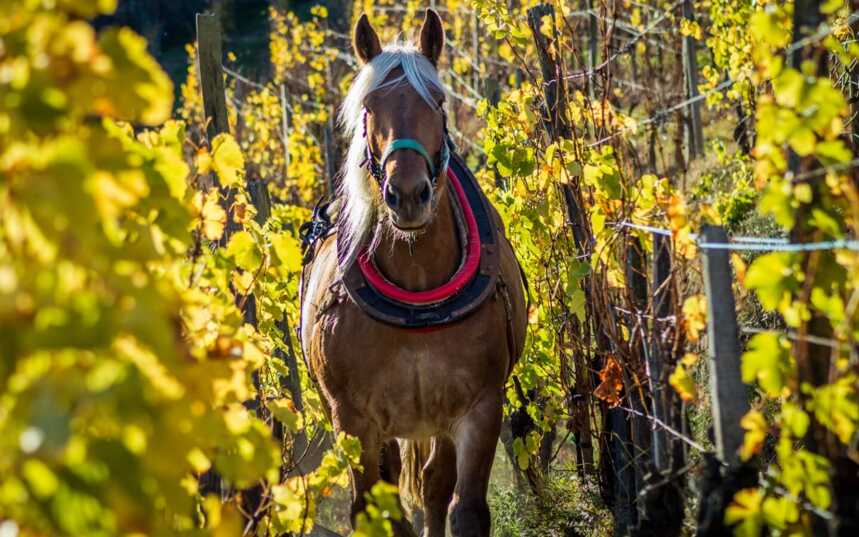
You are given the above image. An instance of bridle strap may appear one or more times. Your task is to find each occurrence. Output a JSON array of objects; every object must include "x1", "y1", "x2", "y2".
[{"x1": 362, "y1": 108, "x2": 452, "y2": 187}]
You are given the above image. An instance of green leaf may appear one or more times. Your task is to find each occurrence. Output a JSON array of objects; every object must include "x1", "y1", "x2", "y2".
[
  {"x1": 773, "y1": 69, "x2": 805, "y2": 109},
  {"x1": 810, "y1": 287, "x2": 845, "y2": 325},
  {"x1": 22, "y1": 460, "x2": 59, "y2": 499},
  {"x1": 816, "y1": 140, "x2": 852, "y2": 164},
  {"x1": 745, "y1": 253, "x2": 798, "y2": 311},
  {"x1": 512, "y1": 437, "x2": 529, "y2": 470},
  {"x1": 806, "y1": 375, "x2": 859, "y2": 444},
  {"x1": 750, "y1": 11, "x2": 790, "y2": 47},
  {"x1": 781, "y1": 402, "x2": 809, "y2": 438},
  {"x1": 741, "y1": 332, "x2": 794, "y2": 397},
  {"x1": 268, "y1": 398, "x2": 303, "y2": 433},
  {"x1": 97, "y1": 28, "x2": 173, "y2": 125},
  {"x1": 761, "y1": 496, "x2": 799, "y2": 529},
  {"x1": 758, "y1": 183, "x2": 795, "y2": 230},
  {"x1": 809, "y1": 209, "x2": 843, "y2": 239},
  {"x1": 270, "y1": 232, "x2": 302, "y2": 274},
  {"x1": 788, "y1": 127, "x2": 816, "y2": 156},
  {"x1": 225, "y1": 231, "x2": 262, "y2": 272}
]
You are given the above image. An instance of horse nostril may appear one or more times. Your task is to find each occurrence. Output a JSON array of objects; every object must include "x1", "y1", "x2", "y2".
[
  {"x1": 384, "y1": 183, "x2": 400, "y2": 208},
  {"x1": 418, "y1": 181, "x2": 430, "y2": 204}
]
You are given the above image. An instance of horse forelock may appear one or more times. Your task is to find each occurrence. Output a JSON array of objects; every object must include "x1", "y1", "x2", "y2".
[{"x1": 337, "y1": 42, "x2": 446, "y2": 271}]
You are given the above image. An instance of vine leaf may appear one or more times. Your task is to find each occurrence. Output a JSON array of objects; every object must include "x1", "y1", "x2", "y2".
[
  {"x1": 725, "y1": 488, "x2": 764, "y2": 537},
  {"x1": 739, "y1": 410, "x2": 767, "y2": 461},
  {"x1": 669, "y1": 354, "x2": 698, "y2": 403},
  {"x1": 211, "y1": 133, "x2": 245, "y2": 187},
  {"x1": 741, "y1": 332, "x2": 795, "y2": 397},
  {"x1": 594, "y1": 356, "x2": 624, "y2": 408}
]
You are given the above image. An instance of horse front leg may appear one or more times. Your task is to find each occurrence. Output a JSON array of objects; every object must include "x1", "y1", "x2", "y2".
[
  {"x1": 345, "y1": 425, "x2": 382, "y2": 526},
  {"x1": 341, "y1": 420, "x2": 418, "y2": 537},
  {"x1": 450, "y1": 393, "x2": 503, "y2": 537},
  {"x1": 421, "y1": 436, "x2": 457, "y2": 537}
]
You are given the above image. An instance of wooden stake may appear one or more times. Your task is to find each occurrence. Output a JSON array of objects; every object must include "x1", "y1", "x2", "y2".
[
  {"x1": 649, "y1": 233, "x2": 672, "y2": 472},
  {"x1": 196, "y1": 13, "x2": 230, "y2": 144},
  {"x1": 700, "y1": 226, "x2": 749, "y2": 465}
]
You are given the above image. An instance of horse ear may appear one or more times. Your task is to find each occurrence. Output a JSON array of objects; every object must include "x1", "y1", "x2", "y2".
[
  {"x1": 354, "y1": 14, "x2": 382, "y2": 64},
  {"x1": 419, "y1": 9, "x2": 444, "y2": 66}
]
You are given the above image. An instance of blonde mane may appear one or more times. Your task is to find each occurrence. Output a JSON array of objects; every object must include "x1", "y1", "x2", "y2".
[{"x1": 337, "y1": 42, "x2": 446, "y2": 270}]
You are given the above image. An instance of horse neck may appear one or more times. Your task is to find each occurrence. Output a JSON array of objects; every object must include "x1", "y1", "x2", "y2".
[{"x1": 372, "y1": 185, "x2": 461, "y2": 291}]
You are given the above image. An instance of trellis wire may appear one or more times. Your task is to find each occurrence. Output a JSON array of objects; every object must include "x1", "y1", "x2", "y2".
[
  {"x1": 563, "y1": 0, "x2": 685, "y2": 82},
  {"x1": 617, "y1": 404, "x2": 708, "y2": 454},
  {"x1": 740, "y1": 326, "x2": 849, "y2": 352},
  {"x1": 588, "y1": 79, "x2": 736, "y2": 148},
  {"x1": 581, "y1": 9, "x2": 859, "y2": 148},
  {"x1": 615, "y1": 221, "x2": 859, "y2": 252}
]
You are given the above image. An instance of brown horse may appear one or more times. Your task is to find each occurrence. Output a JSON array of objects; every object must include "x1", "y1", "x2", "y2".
[{"x1": 300, "y1": 10, "x2": 527, "y2": 537}]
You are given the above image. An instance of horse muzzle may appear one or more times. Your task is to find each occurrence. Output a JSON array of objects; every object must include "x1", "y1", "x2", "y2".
[{"x1": 384, "y1": 177, "x2": 433, "y2": 230}]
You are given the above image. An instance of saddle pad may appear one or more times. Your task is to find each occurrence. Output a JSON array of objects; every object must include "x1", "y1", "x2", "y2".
[{"x1": 339, "y1": 152, "x2": 500, "y2": 328}]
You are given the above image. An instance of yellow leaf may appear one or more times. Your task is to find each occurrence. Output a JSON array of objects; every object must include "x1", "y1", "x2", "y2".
[
  {"x1": 225, "y1": 230, "x2": 262, "y2": 272},
  {"x1": 268, "y1": 398, "x2": 303, "y2": 433},
  {"x1": 682, "y1": 294, "x2": 707, "y2": 342},
  {"x1": 22, "y1": 460, "x2": 59, "y2": 499},
  {"x1": 231, "y1": 192, "x2": 256, "y2": 226},
  {"x1": 187, "y1": 448, "x2": 212, "y2": 473},
  {"x1": 669, "y1": 363, "x2": 697, "y2": 402},
  {"x1": 211, "y1": 134, "x2": 245, "y2": 187},
  {"x1": 231, "y1": 270, "x2": 254, "y2": 296},
  {"x1": 725, "y1": 488, "x2": 764, "y2": 537},
  {"x1": 223, "y1": 404, "x2": 252, "y2": 435},
  {"x1": 732, "y1": 254, "x2": 747, "y2": 286},
  {"x1": 196, "y1": 147, "x2": 212, "y2": 175},
  {"x1": 271, "y1": 232, "x2": 303, "y2": 274},
  {"x1": 199, "y1": 190, "x2": 226, "y2": 241},
  {"x1": 740, "y1": 410, "x2": 768, "y2": 461}
]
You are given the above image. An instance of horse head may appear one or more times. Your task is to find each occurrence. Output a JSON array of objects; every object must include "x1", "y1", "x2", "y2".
[
  {"x1": 353, "y1": 10, "x2": 448, "y2": 232},
  {"x1": 338, "y1": 10, "x2": 451, "y2": 268}
]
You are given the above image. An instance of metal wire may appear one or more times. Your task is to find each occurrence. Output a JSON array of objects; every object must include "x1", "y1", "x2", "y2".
[{"x1": 615, "y1": 221, "x2": 859, "y2": 252}]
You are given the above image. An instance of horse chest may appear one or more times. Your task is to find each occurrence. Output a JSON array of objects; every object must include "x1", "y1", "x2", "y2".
[{"x1": 314, "y1": 308, "x2": 507, "y2": 437}]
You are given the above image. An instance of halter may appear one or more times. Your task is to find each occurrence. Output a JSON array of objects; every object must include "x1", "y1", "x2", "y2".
[{"x1": 361, "y1": 107, "x2": 453, "y2": 188}]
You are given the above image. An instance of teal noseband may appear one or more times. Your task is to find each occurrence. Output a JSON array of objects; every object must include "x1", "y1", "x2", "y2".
[
  {"x1": 382, "y1": 139, "x2": 437, "y2": 177},
  {"x1": 380, "y1": 138, "x2": 450, "y2": 181}
]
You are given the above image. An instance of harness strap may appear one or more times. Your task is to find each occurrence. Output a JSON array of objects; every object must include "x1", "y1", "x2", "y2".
[{"x1": 497, "y1": 275, "x2": 518, "y2": 379}]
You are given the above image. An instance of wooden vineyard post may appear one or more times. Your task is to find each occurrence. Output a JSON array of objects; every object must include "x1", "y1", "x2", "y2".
[
  {"x1": 624, "y1": 236, "x2": 652, "y2": 520},
  {"x1": 279, "y1": 84, "x2": 291, "y2": 186},
  {"x1": 195, "y1": 12, "x2": 281, "y2": 524},
  {"x1": 644, "y1": 232, "x2": 686, "y2": 537},
  {"x1": 681, "y1": 0, "x2": 704, "y2": 159},
  {"x1": 527, "y1": 5, "x2": 636, "y2": 525},
  {"x1": 196, "y1": 13, "x2": 230, "y2": 145},
  {"x1": 195, "y1": 12, "x2": 229, "y2": 502},
  {"x1": 649, "y1": 233, "x2": 672, "y2": 473},
  {"x1": 700, "y1": 226, "x2": 748, "y2": 464},
  {"x1": 586, "y1": 0, "x2": 598, "y2": 100},
  {"x1": 526, "y1": 0, "x2": 599, "y2": 485}
]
